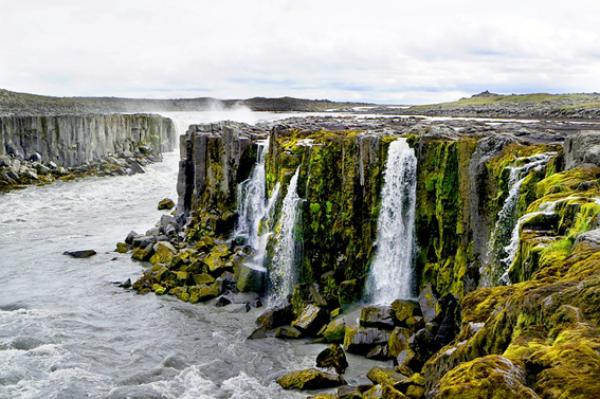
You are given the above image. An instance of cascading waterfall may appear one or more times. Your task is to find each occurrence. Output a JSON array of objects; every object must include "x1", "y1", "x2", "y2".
[
  {"x1": 484, "y1": 152, "x2": 556, "y2": 285},
  {"x1": 234, "y1": 140, "x2": 281, "y2": 270},
  {"x1": 235, "y1": 140, "x2": 268, "y2": 248},
  {"x1": 365, "y1": 138, "x2": 418, "y2": 304},
  {"x1": 268, "y1": 167, "x2": 303, "y2": 305}
]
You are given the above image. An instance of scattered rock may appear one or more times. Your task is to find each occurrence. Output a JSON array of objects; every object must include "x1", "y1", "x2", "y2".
[
  {"x1": 418, "y1": 284, "x2": 440, "y2": 323},
  {"x1": 63, "y1": 250, "x2": 96, "y2": 258},
  {"x1": 276, "y1": 368, "x2": 346, "y2": 390},
  {"x1": 236, "y1": 263, "x2": 266, "y2": 293},
  {"x1": 115, "y1": 242, "x2": 129, "y2": 253},
  {"x1": 316, "y1": 344, "x2": 348, "y2": 374},
  {"x1": 360, "y1": 305, "x2": 395, "y2": 330},
  {"x1": 292, "y1": 304, "x2": 329, "y2": 335},
  {"x1": 321, "y1": 318, "x2": 346, "y2": 343},
  {"x1": 256, "y1": 304, "x2": 294, "y2": 330},
  {"x1": 275, "y1": 325, "x2": 303, "y2": 339},
  {"x1": 344, "y1": 326, "x2": 391, "y2": 355},
  {"x1": 362, "y1": 384, "x2": 407, "y2": 399}
]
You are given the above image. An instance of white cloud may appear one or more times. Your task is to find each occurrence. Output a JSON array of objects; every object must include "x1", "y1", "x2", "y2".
[{"x1": 0, "y1": 0, "x2": 599, "y2": 104}]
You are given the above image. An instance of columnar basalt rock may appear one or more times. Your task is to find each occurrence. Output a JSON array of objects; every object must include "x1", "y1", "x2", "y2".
[
  {"x1": 120, "y1": 116, "x2": 600, "y2": 399},
  {"x1": 0, "y1": 113, "x2": 177, "y2": 189}
]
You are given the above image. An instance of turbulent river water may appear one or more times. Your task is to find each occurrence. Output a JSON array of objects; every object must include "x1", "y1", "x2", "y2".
[{"x1": 0, "y1": 110, "x2": 382, "y2": 399}]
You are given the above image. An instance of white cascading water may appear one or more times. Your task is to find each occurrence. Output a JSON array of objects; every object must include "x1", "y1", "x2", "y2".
[
  {"x1": 236, "y1": 140, "x2": 268, "y2": 248},
  {"x1": 234, "y1": 141, "x2": 282, "y2": 272},
  {"x1": 365, "y1": 138, "x2": 418, "y2": 304},
  {"x1": 268, "y1": 167, "x2": 302, "y2": 305},
  {"x1": 485, "y1": 152, "x2": 555, "y2": 285}
]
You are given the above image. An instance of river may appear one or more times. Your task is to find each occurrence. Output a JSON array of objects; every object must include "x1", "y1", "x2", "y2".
[{"x1": 0, "y1": 110, "x2": 384, "y2": 399}]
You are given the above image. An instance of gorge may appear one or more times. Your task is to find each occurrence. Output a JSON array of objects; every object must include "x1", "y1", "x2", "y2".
[
  {"x1": 123, "y1": 113, "x2": 600, "y2": 398},
  {"x1": 2, "y1": 109, "x2": 600, "y2": 399}
]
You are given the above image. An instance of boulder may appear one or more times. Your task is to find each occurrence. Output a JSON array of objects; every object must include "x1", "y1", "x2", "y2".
[
  {"x1": 188, "y1": 282, "x2": 221, "y2": 303},
  {"x1": 158, "y1": 198, "x2": 175, "y2": 210},
  {"x1": 388, "y1": 327, "x2": 411, "y2": 358},
  {"x1": 409, "y1": 328, "x2": 438, "y2": 364},
  {"x1": 434, "y1": 295, "x2": 459, "y2": 346},
  {"x1": 63, "y1": 250, "x2": 96, "y2": 258},
  {"x1": 360, "y1": 305, "x2": 395, "y2": 330},
  {"x1": 321, "y1": 318, "x2": 346, "y2": 343},
  {"x1": 366, "y1": 345, "x2": 389, "y2": 360},
  {"x1": 418, "y1": 284, "x2": 441, "y2": 323},
  {"x1": 131, "y1": 245, "x2": 154, "y2": 261},
  {"x1": 391, "y1": 299, "x2": 422, "y2": 328},
  {"x1": 337, "y1": 385, "x2": 364, "y2": 399},
  {"x1": 344, "y1": 326, "x2": 391, "y2": 355},
  {"x1": 292, "y1": 304, "x2": 329, "y2": 335},
  {"x1": 115, "y1": 242, "x2": 129, "y2": 254},
  {"x1": 193, "y1": 273, "x2": 216, "y2": 285},
  {"x1": 132, "y1": 235, "x2": 157, "y2": 248},
  {"x1": 362, "y1": 384, "x2": 407, "y2": 399},
  {"x1": 256, "y1": 304, "x2": 294, "y2": 330},
  {"x1": 367, "y1": 367, "x2": 410, "y2": 390},
  {"x1": 214, "y1": 295, "x2": 232, "y2": 307},
  {"x1": 125, "y1": 231, "x2": 140, "y2": 245},
  {"x1": 150, "y1": 241, "x2": 177, "y2": 265},
  {"x1": 275, "y1": 325, "x2": 303, "y2": 339},
  {"x1": 236, "y1": 263, "x2": 266, "y2": 293},
  {"x1": 316, "y1": 344, "x2": 348, "y2": 374},
  {"x1": 276, "y1": 368, "x2": 346, "y2": 390}
]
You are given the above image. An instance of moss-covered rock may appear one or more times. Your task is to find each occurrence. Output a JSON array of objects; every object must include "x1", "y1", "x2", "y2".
[
  {"x1": 276, "y1": 368, "x2": 346, "y2": 390},
  {"x1": 434, "y1": 355, "x2": 537, "y2": 399}
]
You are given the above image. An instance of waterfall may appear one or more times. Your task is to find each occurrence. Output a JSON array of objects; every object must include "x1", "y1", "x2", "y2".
[
  {"x1": 236, "y1": 140, "x2": 268, "y2": 249},
  {"x1": 268, "y1": 167, "x2": 302, "y2": 305},
  {"x1": 365, "y1": 138, "x2": 418, "y2": 304},
  {"x1": 234, "y1": 140, "x2": 281, "y2": 270},
  {"x1": 484, "y1": 152, "x2": 555, "y2": 285}
]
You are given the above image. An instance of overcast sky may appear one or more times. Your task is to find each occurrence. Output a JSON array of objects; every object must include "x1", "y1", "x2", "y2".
[{"x1": 1, "y1": 1, "x2": 599, "y2": 104}]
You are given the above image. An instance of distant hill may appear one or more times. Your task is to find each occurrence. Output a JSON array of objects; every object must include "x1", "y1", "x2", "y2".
[
  {"x1": 399, "y1": 92, "x2": 600, "y2": 120},
  {"x1": 0, "y1": 89, "x2": 371, "y2": 115}
]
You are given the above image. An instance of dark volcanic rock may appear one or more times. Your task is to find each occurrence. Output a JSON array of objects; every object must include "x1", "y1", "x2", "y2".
[
  {"x1": 276, "y1": 368, "x2": 346, "y2": 390},
  {"x1": 292, "y1": 304, "x2": 329, "y2": 335},
  {"x1": 360, "y1": 305, "x2": 395, "y2": 330},
  {"x1": 316, "y1": 344, "x2": 348, "y2": 374},
  {"x1": 63, "y1": 250, "x2": 97, "y2": 258}
]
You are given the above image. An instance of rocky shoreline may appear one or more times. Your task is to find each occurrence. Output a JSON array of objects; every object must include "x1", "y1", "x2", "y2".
[
  {"x1": 117, "y1": 115, "x2": 600, "y2": 398},
  {"x1": 0, "y1": 113, "x2": 177, "y2": 191}
]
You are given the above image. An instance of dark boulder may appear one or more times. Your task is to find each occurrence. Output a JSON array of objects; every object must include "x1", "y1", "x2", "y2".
[
  {"x1": 418, "y1": 284, "x2": 441, "y2": 323},
  {"x1": 276, "y1": 368, "x2": 346, "y2": 390},
  {"x1": 63, "y1": 250, "x2": 96, "y2": 258},
  {"x1": 256, "y1": 303, "x2": 294, "y2": 330},
  {"x1": 157, "y1": 198, "x2": 175, "y2": 210},
  {"x1": 344, "y1": 326, "x2": 391, "y2": 355},
  {"x1": 316, "y1": 344, "x2": 348, "y2": 374},
  {"x1": 409, "y1": 328, "x2": 439, "y2": 364},
  {"x1": 360, "y1": 306, "x2": 395, "y2": 330},
  {"x1": 275, "y1": 325, "x2": 303, "y2": 339},
  {"x1": 292, "y1": 304, "x2": 329, "y2": 335}
]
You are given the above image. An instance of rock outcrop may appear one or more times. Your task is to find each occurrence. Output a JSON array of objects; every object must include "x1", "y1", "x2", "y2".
[{"x1": 0, "y1": 113, "x2": 177, "y2": 189}]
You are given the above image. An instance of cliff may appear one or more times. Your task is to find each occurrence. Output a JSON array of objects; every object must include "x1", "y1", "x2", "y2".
[
  {"x1": 123, "y1": 116, "x2": 600, "y2": 399},
  {"x1": 0, "y1": 113, "x2": 177, "y2": 189}
]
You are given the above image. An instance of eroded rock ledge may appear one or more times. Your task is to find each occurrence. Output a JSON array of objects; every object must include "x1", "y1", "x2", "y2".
[
  {"x1": 120, "y1": 115, "x2": 600, "y2": 399},
  {"x1": 0, "y1": 113, "x2": 177, "y2": 190}
]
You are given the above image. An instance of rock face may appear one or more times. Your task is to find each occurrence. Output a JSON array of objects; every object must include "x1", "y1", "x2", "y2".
[
  {"x1": 564, "y1": 130, "x2": 600, "y2": 168},
  {"x1": 0, "y1": 114, "x2": 176, "y2": 166},
  {"x1": 175, "y1": 122, "x2": 258, "y2": 216},
  {"x1": 0, "y1": 113, "x2": 176, "y2": 189},
  {"x1": 124, "y1": 116, "x2": 600, "y2": 399}
]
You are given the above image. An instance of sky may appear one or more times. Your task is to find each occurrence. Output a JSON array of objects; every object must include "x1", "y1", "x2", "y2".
[{"x1": 1, "y1": 0, "x2": 600, "y2": 104}]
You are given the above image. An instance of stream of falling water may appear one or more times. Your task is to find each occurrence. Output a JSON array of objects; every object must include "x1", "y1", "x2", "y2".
[
  {"x1": 484, "y1": 152, "x2": 556, "y2": 285},
  {"x1": 268, "y1": 168, "x2": 303, "y2": 305},
  {"x1": 365, "y1": 138, "x2": 418, "y2": 304}
]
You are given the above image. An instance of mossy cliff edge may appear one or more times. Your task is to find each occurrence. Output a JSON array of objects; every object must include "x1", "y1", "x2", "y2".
[{"x1": 124, "y1": 118, "x2": 600, "y2": 398}]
